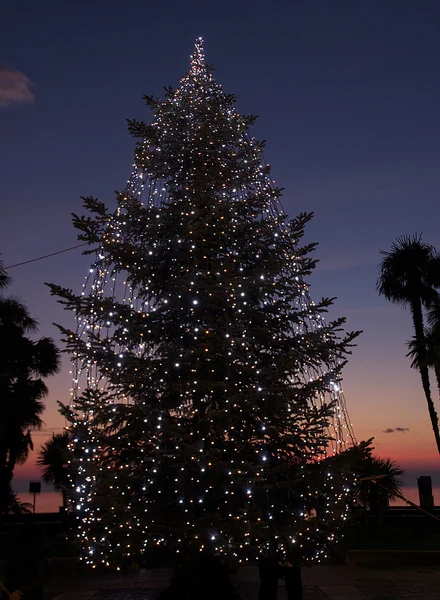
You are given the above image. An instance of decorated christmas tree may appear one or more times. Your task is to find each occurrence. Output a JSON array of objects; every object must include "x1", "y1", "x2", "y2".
[{"x1": 49, "y1": 39, "x2": 358, "y2": 571}]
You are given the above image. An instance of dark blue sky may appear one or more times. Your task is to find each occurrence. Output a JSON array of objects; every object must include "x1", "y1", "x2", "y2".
[{"x1": 2, "y1": 0, "x2": 440, "y2": 487}]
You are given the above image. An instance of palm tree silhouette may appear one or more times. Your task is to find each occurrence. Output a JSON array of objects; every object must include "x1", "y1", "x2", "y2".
[
  {"x1": 377, "y1": 234, "x2": 440, "y2": 454},
  {"x1": 0, "y1": 259, "x2": 60, "y2": 513},
  {"x1": 37, "y1": 432, "x2": 71, "y2": 511},
  {"x1": 408, "y1": 299, "x2": 440, "y2": 409}
]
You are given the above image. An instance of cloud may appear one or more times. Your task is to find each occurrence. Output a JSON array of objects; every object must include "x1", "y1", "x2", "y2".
[
  {"x1": 0, "y1": 67, "x2": 34, "y2": 109},
  {"x1": 383, "y1": 427, "x2": 410, "y2": 434}
]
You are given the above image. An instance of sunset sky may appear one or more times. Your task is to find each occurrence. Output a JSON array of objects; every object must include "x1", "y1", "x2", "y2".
[{"x1": 1, "y1": 0, "x2": 440, "y2": 508}]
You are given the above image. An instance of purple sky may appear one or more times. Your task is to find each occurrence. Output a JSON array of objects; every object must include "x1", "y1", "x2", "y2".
[{"x1": 1, "y1": 1, "x2": 440, "y2": 500}]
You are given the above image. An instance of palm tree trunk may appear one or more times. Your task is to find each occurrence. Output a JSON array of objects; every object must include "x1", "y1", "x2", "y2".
[
  {"x1": 434, "y1": 361, "x2": 440, "y2": 400},
  {"x1": 411, "y1": 299, "x2": 440, "y2": 454}
]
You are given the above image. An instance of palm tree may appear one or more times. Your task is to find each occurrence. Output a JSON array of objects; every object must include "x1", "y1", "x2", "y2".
[
  {"x1": 356, "y1": 456, "x2": 404, "y2": 523},
  {"x1": 377, "y1": 235, "x2": 440, "y2": 454},
  {"x1": 5, "y1": 489, "x2": 33, "y2": 514},
  {"x1": 0, "y1": 262, "x2": 60, "y2": 514},
  {"x1": 408, "y1": 330, "x2": 440, "y2": 402},
  {"x1": 37, "y1": 432, "x2": 72, "y2": 510},
  {"x1": 323, "y1": 439, "x2": 404, "y2": 523},
  {"x1": 427, "y1": 302, "x2": 440, "y2": 395},
  {"x1": 0, "y1": 258, "x2": 11, "y2": 290}
]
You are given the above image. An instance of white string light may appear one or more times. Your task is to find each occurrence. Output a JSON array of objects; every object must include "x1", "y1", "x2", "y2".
[{"x1": 60, "y1": 38, "x2": 357, "y2": 570}]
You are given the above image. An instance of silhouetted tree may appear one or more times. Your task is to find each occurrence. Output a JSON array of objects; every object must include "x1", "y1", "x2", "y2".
[
  {"x1": 37, "y1": 431, "x2": 72, "y2": 511},
  {"x1": 378, "y1": 235, "x2": 440, "y2": 453},
  {"x1": 324, "y1": 439, "x2": 404, "y2": 523},
  {"x1": 0, "y1": 260, "x2": 60, "y2": 514}
]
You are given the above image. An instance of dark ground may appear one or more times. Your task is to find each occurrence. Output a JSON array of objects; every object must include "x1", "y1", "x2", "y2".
[{"x1": 44, "y1": 565, "x2": 440, "y2": 600}]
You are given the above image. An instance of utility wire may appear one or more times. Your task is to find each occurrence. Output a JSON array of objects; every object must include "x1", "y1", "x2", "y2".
[
  {"x1": 5, "y1": 243, "x2": 87, "y2": 269},
  {"x1": 367, "y1": 477, "x2": 440, "y2": 525}
]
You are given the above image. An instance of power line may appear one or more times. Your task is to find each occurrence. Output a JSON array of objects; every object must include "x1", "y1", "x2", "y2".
[
  {"x1": 5, "y1": 243, "x2": 87, "y2": 269},
  {"x1": 371, "y1": 478, "x2": 440, "y2": 525}
]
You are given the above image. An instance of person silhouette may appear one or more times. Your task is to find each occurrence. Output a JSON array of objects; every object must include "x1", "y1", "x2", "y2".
[
  {"x1": 258, "y1": 546, "x2": 279, "y2": 600},
  {"x1": 279, "y1": 547, "x2": 303, "y2": 600},
  {"x1": 258, "y1": 543, "x2": 303, "y2": 600}
]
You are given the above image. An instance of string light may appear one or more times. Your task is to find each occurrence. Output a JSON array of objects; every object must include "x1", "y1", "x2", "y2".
[{"x1": 53, "y1": 38, "x2": 357, "y2": 570}]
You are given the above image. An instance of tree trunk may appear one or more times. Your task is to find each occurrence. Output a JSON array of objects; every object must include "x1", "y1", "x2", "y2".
[
  {"x1": 434, "y1": 361, "x2": 440, "y2": 401},
  {"x1": 411, "y1": 298, "x2": 440, "y2": 454}
]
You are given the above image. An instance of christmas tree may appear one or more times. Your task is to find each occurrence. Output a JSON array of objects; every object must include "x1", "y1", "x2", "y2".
[{"x1": 49, "y1": 39, "x2": 358, "y2": 571}]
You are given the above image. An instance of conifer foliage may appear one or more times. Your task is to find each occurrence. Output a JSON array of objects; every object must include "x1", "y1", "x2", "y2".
[{"x1": 49, "y1": 39, "x2": 358, "y2": 569}]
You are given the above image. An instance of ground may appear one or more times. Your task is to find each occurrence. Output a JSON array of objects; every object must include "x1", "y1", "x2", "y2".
[{"x1": 45, "y1": 565, "x2": 440, "y2": 600}]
